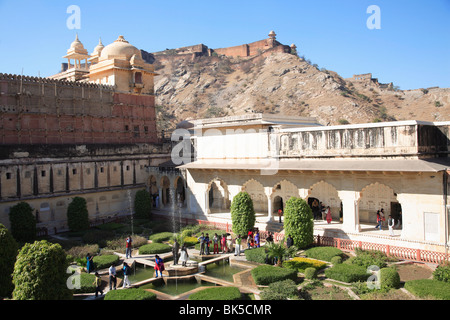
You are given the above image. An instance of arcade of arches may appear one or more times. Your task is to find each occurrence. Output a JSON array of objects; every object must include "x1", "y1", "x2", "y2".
[{"x1": 155, "y1": 174, "x2": 403, "y2": 230}]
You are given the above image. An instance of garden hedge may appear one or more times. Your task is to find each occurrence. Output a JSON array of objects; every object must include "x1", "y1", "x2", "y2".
[
  {"x1": 244, "y1": 247, "x2": 267, "y2": 264},
  {"x1": 149, "y1": 232, "x2": 174, "y2": 243},
  {"x1": 380, "y1": 267, "x2": 400, "y2": 290},
  {"x1": 139, "y1": 243, "x2": 172, "y2": 255},
  {"x1": 0, "y1": 224, "x2": 19, "y2": 298},
  {"x1": 188, "y1": 286, "x2": 242, "y2": 300},
  {"x1": 324, "y1": 264, "x2": 370, "y2": 283},
  {"x1": 283, "y1": 257, "x2": 327, "y2": 272},
  {"x1": 251, "y1": 265, "x2": 298, "y2": 286},
  {"x1": 104, "y1": 288, "x2": 157, "y2": 300},
  {"x1": 259, "y1": 279, "x2": 299, "y2": 300},
  {"x1": 304, "y1": 246, "x2": 343, "y2": 262},
  {"x1": 92, "y1": 254, "x2": 120, "y2": 270}
]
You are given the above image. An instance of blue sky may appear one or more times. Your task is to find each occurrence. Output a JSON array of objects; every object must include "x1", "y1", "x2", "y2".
[{"x1": 0, "y1": 0, "x2": 448, "y2": 90}]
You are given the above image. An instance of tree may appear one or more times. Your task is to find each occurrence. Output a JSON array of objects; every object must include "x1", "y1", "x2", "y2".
[
  {"x1": 13, "y1": 240, "x2": 72, "y2": 300},
  {"x1": 265, "y1": 240, "x2": 298, "y2": 267},
  {"x1": 67, "y1": 197, "x2": 89, "y2": 232},
  {"x1": 231, "y1": 192, "x2": 256, "y2": 236},
  {"x1": 0, "y1": 224, "x2": 19, "y2": 298},
  {"x1": 283, "y1": 197, "x2": 314, "y2": 249},
  {"x1": 9, "y1": 201, "x2": 36, "y2": 243},
  {"x1": 134, "y1": 189, "x2": 152, "y2": 219}
]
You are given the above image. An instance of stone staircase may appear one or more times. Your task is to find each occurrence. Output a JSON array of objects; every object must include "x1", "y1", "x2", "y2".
[{"x1": 266, "y1": 221, "x2": 284, "y2": 234}]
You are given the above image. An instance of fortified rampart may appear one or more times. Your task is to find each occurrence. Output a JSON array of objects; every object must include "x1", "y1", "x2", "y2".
[{"x1": 0, "y1": 73, "x2": 158, "y2": 144}]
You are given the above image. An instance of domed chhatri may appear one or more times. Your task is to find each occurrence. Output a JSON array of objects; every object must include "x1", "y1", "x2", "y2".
[{"x1": 99, "y1": 35, "x2": 142, "y2": 61}]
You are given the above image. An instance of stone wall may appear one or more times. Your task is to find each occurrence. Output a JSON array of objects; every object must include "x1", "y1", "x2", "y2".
[{"x1": 0, "y1": 73, "x2": 158, "y2": 144}]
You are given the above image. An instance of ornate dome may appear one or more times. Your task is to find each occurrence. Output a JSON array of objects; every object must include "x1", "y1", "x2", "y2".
[
  {"x1": 91, "y1": 38, "x2": 104, "y2": 55},
  {"x1": 67, "y1": 34, "x2": 88, "y2": 55},
  {"x1": 99, "y1": 35, "x2": 142, "y2": 61}
]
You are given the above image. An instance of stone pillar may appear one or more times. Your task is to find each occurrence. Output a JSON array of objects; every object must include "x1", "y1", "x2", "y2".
[
  {"x1": 267, "y1": 197, "x2": 272, "y2": 222},
  {"x1": 158, "y1": 188, "x2": 163, "y2": 209},
  {"x1": 339, "y1": 190, "x2": 360, "y2": 233}
]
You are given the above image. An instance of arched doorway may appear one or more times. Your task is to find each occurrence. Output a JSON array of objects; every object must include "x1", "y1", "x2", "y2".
[
  {"x1": 160, "y1": 176, "x2": 171, "y2": 207},
  {"x1": 174, "y1": 176, "x2": 186, "y2": 208},
  {"x1": 270, "y1": 180, "x2": 299, "y2": 218},
  {"x1": 307, "y1": 181, "x2": 342, "y2": 222},
  {"x1": 358, "y1": 182, "x2": 401, "y2": 227},
  {"x1": 242, "y1": 179, "x2": 267, "y2": 214},
  {"x1": 207, "y1": 178, "x2": 230, "y2": 213}
]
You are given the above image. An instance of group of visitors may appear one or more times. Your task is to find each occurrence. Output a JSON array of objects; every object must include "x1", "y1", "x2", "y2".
[
  {"x1": 376, "y1": 208, "x2": 402, "y2": 236},
  {"x1": 171, "y1": 239, "x2": 190, "y2": 267},
  {"x1": 197, "y1": 232, "x2": 233, "y2": 255}
]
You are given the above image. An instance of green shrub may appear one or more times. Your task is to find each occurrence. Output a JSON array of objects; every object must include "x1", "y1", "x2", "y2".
[
  {"x1": 251, "y1": 265, "x2": 298, "y2": 286},
  {"x1": 405, "y1": 279, "x2": 450, "y2": 300},
  {"x1": 304, "y1": 267, "x2": 318, "y2": 280},
  {"x1": 433, "y1": 262, "x2": 450, "y2": 282},
  {"x1": 283, "y1": 257, "x2": 327, "y2": 272},
  {"x1": 92, "y1": 254, "x2": 120, "y2": 270},
  {"x1": 13, "y1": 240, "x2": 72, "y2": 300},
  {"x1": 245, "y1": 247, "x2": 268, "y2": 264},
  {"x1": 283, "y1": 197, "x2": 314, "y2": 249},
  {"x1": 231, "y1": 192, "x2": 255, "y2": 237},
  {"x1": 139, "y1": 243, "x2": 172, "y2": 255},
  {"x1": 352, "y1": 248, "x2": 387, "y2": 269},
  {"x1": 67, "y1": 197, "x2": 90, "y2": 232},
  {"x1": 104, "y1": 288, "x2": 157, "y2": 300},
  {"x1": 331, "y1": 256, "x2": 343, "y2": 265},
  {"x1": 304, "y1": 246, "x2": 343, "y2": 262},
  {"x1": 134, "y1": 189, "x2": 152, "y2": 219},
  {"x1": 72, "y1": 272, "x2": 96, "y2": 294},
  {"x1": 324, "y1": 264, "x2": 370, "y2": 283},
  {"x1": 380, "y1": 267, "x2": 400, "y2": 289},
  {"x1": 259, "y1": 279, "x2": 299, "y2": 300},
  {"x1": 188, "y1": 286, "x2": 242, "y2": 300},
  {"x1": 9, "y1": 201, "x2": 36, "y2": 243},
  {"x1": 0, "y1": 224, "x2": 19, "y2": 298},
  {"x1": 149, "y1": 232, "x2": 174, "y2": 243},
  {"x1": 96, "y1": 222, "x2": 124, "y2": 231}
]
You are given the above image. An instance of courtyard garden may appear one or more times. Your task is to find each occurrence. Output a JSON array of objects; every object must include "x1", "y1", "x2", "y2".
[{"x1": 1, "y1": 193, "x2": 449, "y2": 301}]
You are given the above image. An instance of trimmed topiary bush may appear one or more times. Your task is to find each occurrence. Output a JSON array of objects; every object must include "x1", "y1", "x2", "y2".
[
  {"x1": 13, "y1": 240, "x2": 72, "y2": 300},
  {"x1": 104, "y1": 288, "x2": 157, "y2": 300},
  {"x1": 67, "y1": 197, "x2": 90, "y2": 232},
  {"x1": 92, "y1": 254, "x2": 120, "y2": 270},
  {"x1": 352, "y1": 248, "x2": 387, "y2": 269},
  {"x1": 283, "y1": 257, "x2": 327, "y2": 272},
  {"x1": 330, "y1": 256, "x2": 343, "y2": 265},
  {"x1": 230, "y1": 192, "x2": 255, "y2": 237},
  {"x1": 433, "y1": 262, "x2": 450, "y2": 282},
  {"x1": 149, "y1": 232, "x2": 174, "y2": 243},
  {"x1": 245, "y1": 246, "x2": 268, "y2": 264},
  {"x1": 9, "y1": 201, "x2": 36, "y2": 243},
  {"x1": 304, "y1": 267, "x2": 318, "y2": 280},
  {"x1": 304, "y1": 246, "x2": 343, "y2": 262},
  {"x1": 251, "y1": 265, "x2": 298, "y2": 286},
  {"x1": 134, "y1": 189, "x2": 152, "y2": 219},
  {"x1": 0, "y1": 224, "x2": 19, "y2": 298},
  {"x1": 259, "y1": 279, "x2": 299, "y2": 300},
  {"x1": 139, "y1": 243, "x2": 172, "y2": 255},
  {"x1": 380, "y1": 267, "x2": 400, "y2": 290},
  {"x1": 324, "y1": 264, "x2": 370, "y2": 283},
  {"x1": 188, "y1": 286, "x2": 242, "y2": 300},
  {"x1": 283, "y1": 197, "x2": 313, "y2": 249}
]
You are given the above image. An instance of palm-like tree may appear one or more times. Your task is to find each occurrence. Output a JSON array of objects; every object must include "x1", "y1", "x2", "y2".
[{"x1": 265, "y1": 239, "x2": 297, "y2": 267}]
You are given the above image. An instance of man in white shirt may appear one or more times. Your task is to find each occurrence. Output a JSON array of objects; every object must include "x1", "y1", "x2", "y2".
[{"x1": 109, "y1": 264, "x2": 117, "y2": 290}]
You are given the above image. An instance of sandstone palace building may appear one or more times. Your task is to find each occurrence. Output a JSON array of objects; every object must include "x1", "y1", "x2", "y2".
[
  {"x1": 0, "y1": 35, "x2": 171, "y2": 233},
  {"x1": 0, "y1": 32, "x2": 449, "y2": 256}
]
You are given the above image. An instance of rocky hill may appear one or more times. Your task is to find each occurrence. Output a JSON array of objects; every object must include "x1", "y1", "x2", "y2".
[{"x1": 150, "y1": 47, "x2": 449, "y2": 131}]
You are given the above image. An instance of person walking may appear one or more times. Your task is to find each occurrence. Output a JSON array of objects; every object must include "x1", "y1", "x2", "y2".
[
  {"x1": 154, "y1": 255, "x2": 165, "y2": 278},
  {"x1": 198, "y1": 232, "x2": 205, "y2": 255},
  {"x1": 86, "y1": 253, "x2": 94, "y2": 273},
  {"x1": 326, "y1": 206, "x2": 332, "y2": 224},
  {"x1": 122, "y1": 262, "x2": 131, "y2": 288},
  {"x1": 204, "y1": 233, "x2": 210, "y2": 255},
  {"x1": 93, "y1": 272, "x2": 103, "y2": 298},
  {"x1": 213, "y1": 233, "x2": 219, "y2": 254},
  {"x1": 375, "y1": 210, "x2": 383, "y2": 230},
  {"x1": 388, "y1": 215, "x2": 395, "y2": 237},
  {"x1": 221, "y1": 233, "x2": 228, "y2": 253},
  {"x1": 125, "y1": 235, "x2": 133, "y2": 259},
  {"x1": 180, "y1": 244, "x2": 189, "y2": 267},
  {"x1": 172, "y1": 239, "x2": 180, "y2": 265},
  {"x1": 234, "y1": 234, "x2": 242, "y2": 256},
  {"x1": 109, "y1": 264, "x2": 117, "y2": 290}
]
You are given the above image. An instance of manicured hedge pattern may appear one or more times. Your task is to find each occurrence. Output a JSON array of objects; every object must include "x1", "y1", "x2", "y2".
[
  {"x1": 188, "y1": 286, "x2": 242, "y2": 300},
  {"x1": 251, "y1": 265, "x2": 298, "y2": 285}
]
